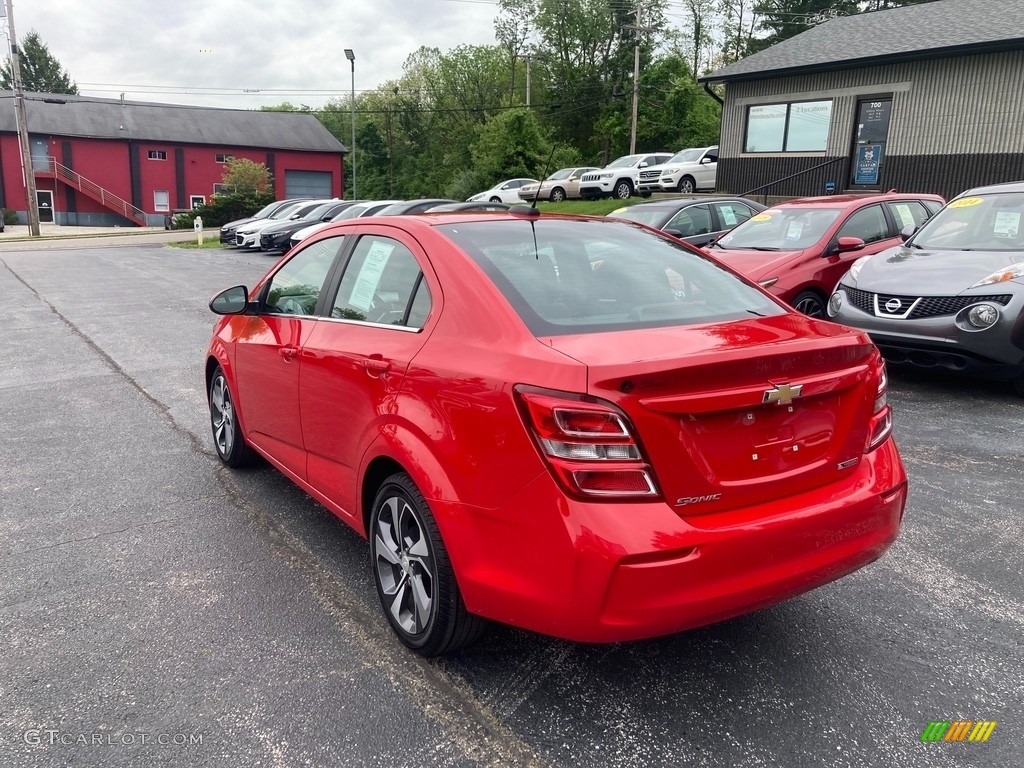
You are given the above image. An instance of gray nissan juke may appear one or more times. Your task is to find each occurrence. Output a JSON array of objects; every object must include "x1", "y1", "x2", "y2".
[{"x1": 828, "y1": 181, "x2": 1024, "y2": 397}]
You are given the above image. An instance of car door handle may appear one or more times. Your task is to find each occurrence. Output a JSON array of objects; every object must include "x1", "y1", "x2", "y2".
[
  {"x1": 364, "y1": 357, "x2": 391, "y2": 376},
  {"x1": 280, "y1": 346, "x2": 299, "y2": 361}
]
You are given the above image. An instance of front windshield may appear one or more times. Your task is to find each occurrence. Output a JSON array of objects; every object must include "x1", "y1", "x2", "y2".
[
  {"x1": 333, "y1": 204, "x2": 370, "y2": 220},
  {"x1": 668, "y1": 149, "x2": 703, "y2": 164},
  {"x1": 305, "y1": 202, "x2": 338, "y2": 219},
  {"x1": 606, "y1": 155, "x2": 640, "y2": 169},
  {"x1": 547, "y1": 168, "x2": 574, "y2": 181},
  {"x1": 270, "y1": 203, "x2": 304, "y2": 219},
  {"x1": 911, "y1": 192, "x2": 1024, "y2": 251},
  {"x1": 716, "y1": 207, "x2": 842, "y2": 250}
]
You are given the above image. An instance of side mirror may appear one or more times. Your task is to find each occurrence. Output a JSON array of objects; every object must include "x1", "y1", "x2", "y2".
[
  {"x1": 639, "y1": 162, "x2": 649, "y2": 168},
  {"x1": 700, "y1": 157, "x2": 711, "y2": 165},
  {"x1": 210, "y1": 285, "x2": 250, "y2": 315},
  {"x1": 663, "y1": 228, "x2": 683, "y2": 238},
  {"x1": 899, "y1": 224, "x2": 918, "y2": 241},
  {"x1": 835, "y1": 236, "x2": 866, "y2": 254}
]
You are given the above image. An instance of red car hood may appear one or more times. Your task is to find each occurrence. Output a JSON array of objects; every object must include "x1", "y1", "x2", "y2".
[{"x1": 706, "y1": 246, "x2": 806, "y2": 282}]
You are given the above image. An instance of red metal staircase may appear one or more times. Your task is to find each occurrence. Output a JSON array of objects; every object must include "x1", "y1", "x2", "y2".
[{"x1": 37, "y1": 157, "x2": 148, "y2": 226}]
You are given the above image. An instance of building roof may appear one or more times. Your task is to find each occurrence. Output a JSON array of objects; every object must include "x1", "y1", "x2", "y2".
[
  {"x1": 701, "y1": 0, "x2": 1024, "y2": 84},
  {"x1": 0, "y1": 92, "x2": 346, "y2": 153}
]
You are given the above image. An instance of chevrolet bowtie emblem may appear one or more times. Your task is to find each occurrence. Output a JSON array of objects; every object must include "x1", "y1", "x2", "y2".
[{"x1": 763, "y1": 383, "x2": 804, "y2": 405}]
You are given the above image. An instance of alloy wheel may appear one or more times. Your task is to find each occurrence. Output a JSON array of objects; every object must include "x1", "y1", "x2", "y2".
[
  {"x1": 373, "y1": 494, "x2": 435, "y2": 637},
  {"x1": 210, "y1": 373, "x2": 234, "y2": 458},
  {"x1": 794, "y1": 292, "x2": 826, "y2": 318}
]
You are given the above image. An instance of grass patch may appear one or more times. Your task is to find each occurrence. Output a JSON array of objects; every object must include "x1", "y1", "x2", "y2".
[
  {"x1": 536, "y1": 198, "x2": 647, "y2": 216},
  {"x1": 167, "y1": 239, "x2": 232, "y2": 249}
]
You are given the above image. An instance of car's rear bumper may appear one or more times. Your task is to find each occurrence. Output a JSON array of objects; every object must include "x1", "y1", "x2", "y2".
[{"x1": 438, "y1": 439, "x2": 907, "y2": 643}]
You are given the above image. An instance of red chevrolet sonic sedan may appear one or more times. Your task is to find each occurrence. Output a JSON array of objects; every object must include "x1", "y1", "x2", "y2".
[{"x1": 206, "y1": 210, "x2": 907, "y2": 656}]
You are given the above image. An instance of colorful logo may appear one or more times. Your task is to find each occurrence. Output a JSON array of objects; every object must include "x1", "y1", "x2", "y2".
[{"x1": 920, "y1": 721, "x2": 996, "y2": 742}]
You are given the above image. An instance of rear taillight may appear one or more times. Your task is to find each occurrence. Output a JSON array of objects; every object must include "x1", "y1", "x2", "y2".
[
  {"x1": 515, "y1": 386, "x2": 660, "y2": 500},
  {"x1": 866, "y1": 361, "x2": 892, "y2": 452}
]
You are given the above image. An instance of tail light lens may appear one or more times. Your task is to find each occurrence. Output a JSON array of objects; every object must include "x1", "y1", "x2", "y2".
[
  {"x1": 514, "y1": 386, "x2": 660, "y2": 500},
  {"x1": 866, "y1": 361, "x2": 892, "y2": 452}
]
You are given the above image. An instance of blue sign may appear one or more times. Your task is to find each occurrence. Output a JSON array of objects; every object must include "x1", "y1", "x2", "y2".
[
  {"x1": 855, "y1": 144, "x2": 883, "y2": 185},
  {"x1": 824, "y1": 181, "x2": 836, "y2": 195}
]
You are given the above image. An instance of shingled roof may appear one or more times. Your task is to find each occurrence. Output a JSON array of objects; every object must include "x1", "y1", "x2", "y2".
[
  {"x1": 0, "y1": 92, "x2": 346, "y2": 153},
  {"x1": 701, "y1": 0, "x2": 1024, "y2": 84}
]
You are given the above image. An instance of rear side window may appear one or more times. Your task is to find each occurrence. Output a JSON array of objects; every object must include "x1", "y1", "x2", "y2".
[
  {"x1": 887, "y1": 201, "x2": 930, "y2": 231},
  {"x1": 331, "y1": 236, "x2": 431, "y2": 328},
  {"x1": 439, "y1": 219, "x2": 783, "y2": 336}
]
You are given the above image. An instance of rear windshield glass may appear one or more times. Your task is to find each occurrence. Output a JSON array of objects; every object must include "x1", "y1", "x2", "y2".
[
  {"x1": 911, "y1": 192, "x2": 1024, "y2": 251},
  {"x1": 438, "y1": 219, "x2": 784, "y2": 336}
]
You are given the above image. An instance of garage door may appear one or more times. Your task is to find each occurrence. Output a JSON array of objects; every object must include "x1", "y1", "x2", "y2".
[{"x1": 284, "y1": 170, "x2": 333, "y2": 198}]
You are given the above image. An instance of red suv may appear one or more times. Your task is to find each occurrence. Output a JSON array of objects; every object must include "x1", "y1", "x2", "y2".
[{"x1": 707, "y1": 193, "x2": 944, "y2": 317}]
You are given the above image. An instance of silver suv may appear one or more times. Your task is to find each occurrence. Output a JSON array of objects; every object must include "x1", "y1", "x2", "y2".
[{"x1": 579, "y1": 152, "x2": 673, "y2": 199}]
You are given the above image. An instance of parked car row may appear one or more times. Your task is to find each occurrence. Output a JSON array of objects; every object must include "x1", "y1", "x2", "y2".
[{"x1": 220, "y1": 197, "x2": 505, "y2": 254}]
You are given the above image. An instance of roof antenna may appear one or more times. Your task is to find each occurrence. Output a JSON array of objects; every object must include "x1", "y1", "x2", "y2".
[{"x1": 510, "y1": 145, "x2": 556, "y2": 218}]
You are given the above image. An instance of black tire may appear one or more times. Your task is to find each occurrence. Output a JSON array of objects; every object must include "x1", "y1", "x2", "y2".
[
  {"x1": 489, "y1": 196, "x2": 502, "y2": 203},
  {"x1": 370, "y1": 472, "x2": 486, "y2": 656},
  {"x1": 792, "y1": 290, "x2": 827, "y2": 319},
  {"x1": 1011, "y1": 373, "x2": 1024, "y2": 399},
  {"x1": 677, "y1": 176, "x2": 696, "y2": 194},
  {"x1": 209, "y1": 366, "x2": 253, "y2": 467},
  {"x1": 613, "y1": 179, "x2": 633, "y2": 199},
  {"x1": 550, "y1": 187, "x2": 566, "y2": 203}
]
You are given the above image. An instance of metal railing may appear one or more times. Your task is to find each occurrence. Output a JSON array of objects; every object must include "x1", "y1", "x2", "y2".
[
  {"x1": 41, "y1": 157, "x2": 147, "y2": 225},
  {"x1": 741, "y1": 156, "x2": 848, "y2": 205}
]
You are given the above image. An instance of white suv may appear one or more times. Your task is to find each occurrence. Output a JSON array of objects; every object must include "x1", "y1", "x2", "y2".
[
  {"x1": 579, "y1": 152, "x2": 673, "y2": 199},
  {"x1": 641, "y1": 146, "x2": 718, "y2": 195}
]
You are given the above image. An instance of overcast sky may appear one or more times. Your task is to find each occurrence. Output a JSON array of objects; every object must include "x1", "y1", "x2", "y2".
[{"x1": 6, "y1": 0, "x2": 499, "y2": 109}]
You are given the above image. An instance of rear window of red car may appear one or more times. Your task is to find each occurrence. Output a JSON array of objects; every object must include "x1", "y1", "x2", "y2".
[{"x1": 438, "y1": 219, "x2": 784, "y2": 336}]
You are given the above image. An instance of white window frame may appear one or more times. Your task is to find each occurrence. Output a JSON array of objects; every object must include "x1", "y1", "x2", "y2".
[
  {"x1": 147, "y1": 150, "x2": 167, "y2": 160},
  {"x1": 190, "y1": 195, "x2": 205, "y2": 209},
  {"x1": 215, "y1": 153, "x2": 233, "y2": 163},
  {"x1": 153, "y1": 190, "x2": 170, "y2": 212}
]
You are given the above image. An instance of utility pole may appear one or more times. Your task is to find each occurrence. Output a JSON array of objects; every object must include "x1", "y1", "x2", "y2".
[
  {"x1": 624, "y1": 3, "x2": 656, "y2": 156},
  {"x1": 524, "y1": 55, "x2": 532, "y2": 108},
  {"x1": 3, "y1": 0, "x2": 40, "y2": 236}
]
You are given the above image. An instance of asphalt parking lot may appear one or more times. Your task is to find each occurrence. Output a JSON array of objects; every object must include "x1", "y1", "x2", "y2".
[{"x1": 1, "y1": 240, "x2": 1021, "y2": 768}]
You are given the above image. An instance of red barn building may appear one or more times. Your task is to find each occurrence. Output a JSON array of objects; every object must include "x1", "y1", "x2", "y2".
[{"x1": 0, "y1": 92, "x2": 347, "y2": 226}]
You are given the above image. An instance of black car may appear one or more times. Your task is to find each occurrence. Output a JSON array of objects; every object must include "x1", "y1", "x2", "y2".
[
  {"x1": 426, "y1": 201, "x2": 511, "y2": 212},
  {"x1": 375, "y1": 199, "x2": 458, "y2": 215},
  {"x1": 259, "y1": 200, "x2": 360, "y2": 252},
  {"x1": 219, "y1": 198, "x2": 309, "y2": 244},
  {"x1": 606, "y1": 196, "x2": 767, "y2": 247}
]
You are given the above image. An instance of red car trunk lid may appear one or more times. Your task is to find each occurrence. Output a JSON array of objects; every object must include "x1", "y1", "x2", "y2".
[{"x1": 543, "y1": 317, "x2": 878, "y2": 515}]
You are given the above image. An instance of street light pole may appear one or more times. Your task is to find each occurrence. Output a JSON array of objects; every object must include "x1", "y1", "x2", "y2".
[
  {"x1": 3, "y1": 0, "x2": 40, "y2": 236},
  {"x1": 344, "y1": 48, "x2": 356, "y2": 199}
]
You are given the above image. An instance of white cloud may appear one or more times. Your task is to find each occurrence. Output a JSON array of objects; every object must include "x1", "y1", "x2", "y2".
[{"x1": 7, "y1": 0, "x2": 499, "y2": 108}]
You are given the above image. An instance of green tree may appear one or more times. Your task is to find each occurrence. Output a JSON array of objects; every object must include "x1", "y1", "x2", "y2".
[
  {"x1": 748, "y1": 1, "x2": 860, "y2": 53},
  {"x1": 221, "y1": 157, "x2": 272, "y2": 194},
  {"x1": 0, "y1": 30, "x2": 78, "y2": 94},
  {"x1": 471, "y1": 108, "x2": 551, "y2": 183}
]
